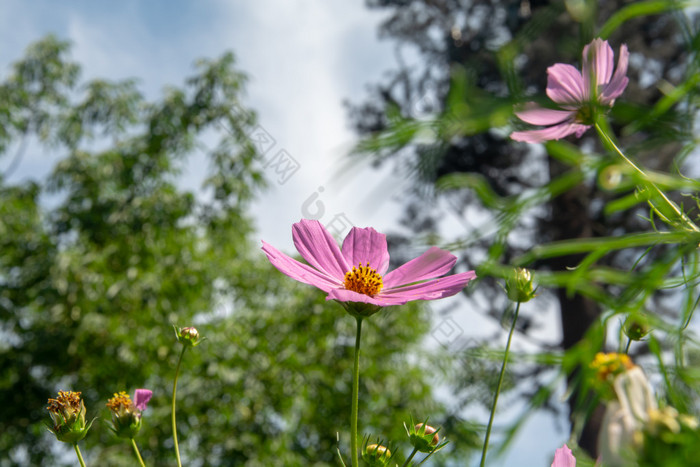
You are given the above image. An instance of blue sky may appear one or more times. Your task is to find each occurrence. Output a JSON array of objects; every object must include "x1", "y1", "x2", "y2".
[{"x1": 0, "y1": 2, "x2": 566, "y2": 464}]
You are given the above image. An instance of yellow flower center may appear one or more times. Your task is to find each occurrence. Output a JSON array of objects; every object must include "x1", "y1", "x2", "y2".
[
  {"x1": 344, "y1": 262, "x2": 383, "y2": 296},
  {"x1": 106, "y1": 391, "x2": 133, "y2": 414},
  {"x1": 590, "y1": 352, "x2": 634, "y2": 380}
]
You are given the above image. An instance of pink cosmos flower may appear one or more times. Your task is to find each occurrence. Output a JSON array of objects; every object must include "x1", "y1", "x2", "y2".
[
  {"x1": 134, "y1": 389, "x2": 152, "y2": 412},
  {"x1": 511, "y1": 38, "x2": 629, "y2": 143},
  {"x1": 551, "y1": 444, "x2": 576, "y2": 467},
  {"x1": 261, "y1": 219, "x2": 476, "y2": 308}
]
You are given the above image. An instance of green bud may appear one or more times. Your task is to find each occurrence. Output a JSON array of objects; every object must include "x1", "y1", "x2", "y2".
[
  {"x1": 623, "y1": 313, "x2": 650, "y2": 341},
  {"x1": 409, "y1": 423, "x2": 440, "y2": 453},
  {"x1": 46, "y1": 391, "x2": 94, "y2": 444},
  {"x1": 362, "y1": 443, "x2": 392, "y2": 466},
  {"x1": 505, "y1": 268, "x2": 536, "y2": 303},
  {"x1": 174, "y1": 325, "x2": 204, "y2": 347}
]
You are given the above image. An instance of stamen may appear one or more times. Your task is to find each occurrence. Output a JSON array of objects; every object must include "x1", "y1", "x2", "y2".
[
  {"x1": 344, "y1": 262, "x2": 383, "y2": 296},
  {"x1": 47, "y1": 390, "x2": 82, "y2": 414},
  {"x1": 106, "y1": 391, "x2": 133, "y2": 413}
]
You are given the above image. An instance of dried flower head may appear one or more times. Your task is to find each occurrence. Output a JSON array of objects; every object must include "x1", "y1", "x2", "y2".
[{"x1": 46, "y1": 390, "x2": 93, "y2": 444}]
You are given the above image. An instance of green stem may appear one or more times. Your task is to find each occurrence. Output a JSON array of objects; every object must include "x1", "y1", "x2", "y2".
[
  {"x1": 73, "y1": 443, "x2": 87, "y2": 467},
  {"x1": 351, "y1": 317, "x2": 363, "y2": 467},
  {"x1": 130, "y1": 438, "x2": 146, "y2": 467},
  {"x1": 480, "y1": 301, "x2": 521, "y2": 467},
  {"x1": 401, "y1": 447, "x2": 419, "y2": 467},
  {"x1": 624, "y1": 336, "x2": 632, "y2": 354},
  {"x1": 594, "y1": 122, "x2": 699, "y2": 232},
  {"x1": 172, "y1": 346, "x2": 187, "y2": 467}
]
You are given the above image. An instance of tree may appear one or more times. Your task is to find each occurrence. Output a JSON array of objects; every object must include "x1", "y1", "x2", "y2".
[
  {"x1": 349, "y1": 0, "x2": 700, "y2": 456},
  {"x1": 0, "y1": 36, "x2": 478, "y2": 465}
]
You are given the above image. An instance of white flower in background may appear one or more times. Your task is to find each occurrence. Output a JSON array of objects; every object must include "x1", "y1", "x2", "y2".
[{"x1": 598, "y1": 366, "x2": 657, "y2": 466}]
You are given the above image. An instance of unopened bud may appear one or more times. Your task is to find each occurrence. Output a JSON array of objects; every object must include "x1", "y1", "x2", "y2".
[
  {"x1": 505, "y1": 268, "x2": 536, "y2": 303},
  {"x1": 623, "y1": 313, "x2": 650, "y2": 341},
  {"x1": 362, "y1": 443, "x2": 392, "y2": 466},
  {"x1": 407, "y1": 421, "x2": 442, "y2": 453},
  {"x1": 174, "y1": 326, "x2": 203, "y2": 347}
]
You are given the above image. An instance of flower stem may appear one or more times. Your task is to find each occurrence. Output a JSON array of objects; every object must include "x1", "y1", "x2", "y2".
[
  {"x1": 73, "y1": 443, "x2": 87, "y2": 467},
  {"x1": 401, "y1": 447, "x2": 419, "y2": 467},
  {"x1": 594, "y1": 121, "x2": 699, "y2": 232},
  {"x1": 130, "y1": 438, "x2": 146, "y2": 467},
  {"x1": 624, "y1": 336, "x2": 632, "y2": 354},
  {"x1": 351, "y1": 316, "x2": 363, "y2": 467},
  {"x1": 172, "y1": 346, "x2": 187, "y2": 467},
  {"x1": 480, "y1": 301, "x2": 521, "y2": 467}
]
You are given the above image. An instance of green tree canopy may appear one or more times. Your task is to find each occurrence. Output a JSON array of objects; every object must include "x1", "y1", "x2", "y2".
[{"x1": 0, "y1": 36, "x2": 478, "y2": 466}]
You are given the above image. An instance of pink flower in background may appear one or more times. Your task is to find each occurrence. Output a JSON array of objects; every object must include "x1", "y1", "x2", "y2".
[
  {"x1": 511, "y1": 38, "x2": 629, "y2": 143},
  {"x1": 134, "y1": 389, "x2": 152, "y2": 412},
  {"x1": 262, "y1": 219, "x2": 475, "y2": 308},
  {"x1": 551, "y1": 444, "x2": 576, "y2": 467}
]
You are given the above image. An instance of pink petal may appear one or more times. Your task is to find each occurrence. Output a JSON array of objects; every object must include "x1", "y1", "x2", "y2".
[
  {"x1": 515, "y1": 106, "x2": 575, "y2": 125},
  {"x1": 341, "y1": 226, "x2": 390, "y2": 275},
  {"x1": 546, "y1": 64, "x2": 585, "y2": 105},
  {"x1": 292, "y1": 219, "x2": 349, "y2": 280},
  {"x1": 382, "y1": 271, "x2": 476, "y2": 300},
  {"x1": 582, "y1": 38, "x2": 614, "y2": 97},
  {"x1": 134, "y1": 389, "x2": 153, "y2": 411},
  {"x1": 551, "y1": 444, "x2": 576, "y2": 467},
  {"x1": 262, "y1": 241, "x2": 342, "y2": 292},
  {"x1": 510, "y1": 122, "x2": 590, "y2": 143},
  {"x1": 600, "y1": 44, "x2": 629, "y2": 105},
  {"x1": 383, "y1": 247, "x2": 458, "y2": 288},
  {"x1": 327, "y1": 288, "x2": 409, "y2": 306}
]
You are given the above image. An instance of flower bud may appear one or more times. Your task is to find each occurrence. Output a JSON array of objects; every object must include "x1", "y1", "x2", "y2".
[
  {"x1": 46, "y1": 391, "x2": 94, "y2": 444},
  {"x1": 106, "y1": 389, "x2": 152, "y2": 439},
  {"x1": 623, "y1": 313, "x2": 650, "y2": 341},
  {"x1": 408, "y1": 422, "x2": 441, "y2": 453},
  {"x1": 505, "y1": 268, "x2": 536, "y2": 303},
  {"x1": 174, "y1": 325, "x2": 203, "y2": 347},
  {"x1": 362, "y1": 443, "x2": 392, "y2": 466}
]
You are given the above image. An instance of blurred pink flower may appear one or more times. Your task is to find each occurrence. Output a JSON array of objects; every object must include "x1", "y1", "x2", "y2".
[
  {"x1": 551, "y1": 444, "x2": 576, "y2": 467},
  {"x1": 511, "y1": 38, "x2": 629, "y2": 143},
  {"x1": 134, "y1": 389, "x2": 152, "y2": 412},
  {"x1": 262, "y1": 219, "x2": 476, "y2": 307}
]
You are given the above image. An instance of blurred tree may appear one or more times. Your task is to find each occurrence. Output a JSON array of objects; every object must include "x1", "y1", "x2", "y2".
[
  {"x1": 349, "y1": 0, "x2": 700, "y2": 456},
  {"x1": 0, "y1": 36, "x2": 479, "y2": 466}
]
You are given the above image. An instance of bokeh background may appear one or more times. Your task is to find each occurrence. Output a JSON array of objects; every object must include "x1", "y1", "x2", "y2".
[{"x1": 2, "y1": 1, "x2": 698, "y2": 466}]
